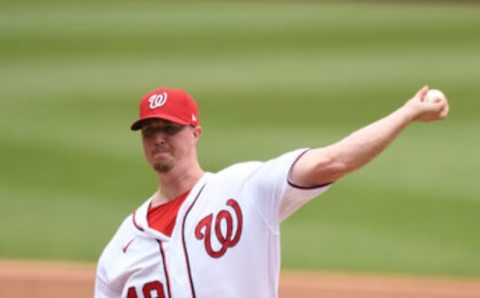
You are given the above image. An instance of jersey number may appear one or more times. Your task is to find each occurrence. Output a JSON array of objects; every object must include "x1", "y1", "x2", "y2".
[{"x1": 127, "y1": 281, "x2": 165, "y2": 298}]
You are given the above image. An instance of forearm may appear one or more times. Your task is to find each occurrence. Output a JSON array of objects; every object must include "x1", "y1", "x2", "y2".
[
  {"x1": 325, "y1": 106, "x2": 413, "y2": 175},
  {"x1": 290, "y1": 107, "x2": 414, "y2": 187},
  {"x1": 289, "y1": 86, "x2": 449, "y2": 187}
]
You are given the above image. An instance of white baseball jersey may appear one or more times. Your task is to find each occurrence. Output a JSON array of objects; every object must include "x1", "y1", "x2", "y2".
[{"x1": 95, "y1": 148, "x2": 331, "y2": 298}]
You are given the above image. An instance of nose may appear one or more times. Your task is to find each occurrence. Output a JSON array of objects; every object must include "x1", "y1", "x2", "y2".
[
  {"x1": 142, "y1": 132, "x2": 168, "y2": 151},
  {"x1": 152, "y1": 132, "x2": 168, "y2": 145}
]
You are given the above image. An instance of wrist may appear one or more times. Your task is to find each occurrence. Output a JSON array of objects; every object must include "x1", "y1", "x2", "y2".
[{"x1": 397, "y1": 104, "x2": 417, "y2": 124}]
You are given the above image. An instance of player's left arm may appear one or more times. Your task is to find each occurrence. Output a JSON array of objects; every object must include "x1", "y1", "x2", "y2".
[{"x1": 289, "y1": 86, "x2": 449, "y2": 187}]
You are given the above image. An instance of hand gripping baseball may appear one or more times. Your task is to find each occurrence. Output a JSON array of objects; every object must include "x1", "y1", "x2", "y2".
[{"x1": 404, "y1": 86, "x2": 450, "y2": 122}]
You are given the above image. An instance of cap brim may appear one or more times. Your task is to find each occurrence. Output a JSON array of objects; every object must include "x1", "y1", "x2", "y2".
[{"x1": 130, "y1": 114, "x2": 190, "y2": 131}]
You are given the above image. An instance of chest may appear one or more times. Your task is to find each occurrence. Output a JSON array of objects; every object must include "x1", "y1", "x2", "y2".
[{"x1": 119, "y1": 191, "x2": 277, "y2": 298}]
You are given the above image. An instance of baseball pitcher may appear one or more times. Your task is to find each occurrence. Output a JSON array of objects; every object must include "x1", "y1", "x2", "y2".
[{"x1": 95, "y1": 86, "x2": 449, "y2": 297}]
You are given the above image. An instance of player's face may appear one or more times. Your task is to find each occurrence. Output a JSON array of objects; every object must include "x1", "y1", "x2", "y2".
[{"x1": 140, "y1": 119, "x2": 197, "y2": 173}]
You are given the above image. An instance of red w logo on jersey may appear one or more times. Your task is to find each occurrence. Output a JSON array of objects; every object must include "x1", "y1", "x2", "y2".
[{"x1": 195, "y1": 199, "x2": 243, "y2": 258}]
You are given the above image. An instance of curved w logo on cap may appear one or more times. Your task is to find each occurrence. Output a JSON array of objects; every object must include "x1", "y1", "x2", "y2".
[{"x1": 148, "y1": 92, "x2": 168, "y2": 109}]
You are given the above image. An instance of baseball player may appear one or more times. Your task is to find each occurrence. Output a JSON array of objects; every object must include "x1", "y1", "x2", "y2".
[{"x1": 95, "y1": 86, "x2": 449, "y2": 297}]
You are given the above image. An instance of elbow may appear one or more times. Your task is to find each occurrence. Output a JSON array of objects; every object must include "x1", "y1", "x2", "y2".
[{"x1": 312, "y1": 153, "x2": 350, "y2": 183}]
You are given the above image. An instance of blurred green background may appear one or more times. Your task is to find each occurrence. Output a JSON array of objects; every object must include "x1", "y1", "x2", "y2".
[{"x1": 1, "y1": 0, "x2": 479, "y2": 278}]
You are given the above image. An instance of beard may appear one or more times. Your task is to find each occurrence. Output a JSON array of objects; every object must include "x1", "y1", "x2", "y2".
[
  {"x1": 151, "y1": 149, "x2": 175, "y2": 173},
  {"x1": 153, "y1": 161, "x2": 174, "y2": 173},
  {"x1": 147, "y1": 143, "x2": 177, "y2": 173}
]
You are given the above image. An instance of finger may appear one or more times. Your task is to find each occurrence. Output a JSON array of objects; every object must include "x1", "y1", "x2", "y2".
[
  {"x1": 421, "y1": 100, "x2": 445, "y2": 117},
  {"x1": 439, "y1": 102, "x2": 450, "y2": 119},
  {"x1": 431, "y1": 101, "x2": 445, "y2": 111},
  {"x1": 416, "y1": 85, "x2": 430, "y2": 102}
]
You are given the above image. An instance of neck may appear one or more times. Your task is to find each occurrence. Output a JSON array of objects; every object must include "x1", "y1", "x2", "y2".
[{"x1": 152, "y1": 162, "x2": 204, "y2": 206}]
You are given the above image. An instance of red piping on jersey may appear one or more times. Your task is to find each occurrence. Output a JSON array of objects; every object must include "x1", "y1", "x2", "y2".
[
  {"x1": 288, "y1": 180, "x2": 332, "y2": 189},
  {"x1": 287, "y1": 149, "x2": 333, "y2": 189},
  {"x1": 157, "y1": 240, "x2": 172, "y2": 298},
  {"x1": 181, "y1": 183, "x2": 208, "y2": 298},
  {"x1": 132, "y1": 210, "x2": 145, "y2": 232}
]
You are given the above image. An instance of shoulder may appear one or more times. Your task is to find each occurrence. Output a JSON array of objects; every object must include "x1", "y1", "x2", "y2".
[
  {"x1": 207, "y1": 149, "x2": 310, "y2": 188},
  {"x1": 215, "y1": 149, "x2": 309, "y2": 175},
  {"x1": 217, "y1": 160, "x2": 263, "y2": 176}
]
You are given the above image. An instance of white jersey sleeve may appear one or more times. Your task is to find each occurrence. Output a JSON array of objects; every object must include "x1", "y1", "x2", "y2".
[
  {"x1": 228, "y1": 148, "x2": 331, "y2": 227},
  {"x1": 279, "y1": 148, "x2": 333, "y2": 220}
]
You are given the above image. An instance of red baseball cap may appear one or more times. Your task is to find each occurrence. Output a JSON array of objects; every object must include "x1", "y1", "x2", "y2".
[{"x1": 130, "y1": 87, "x2": 200, "y2": 131}]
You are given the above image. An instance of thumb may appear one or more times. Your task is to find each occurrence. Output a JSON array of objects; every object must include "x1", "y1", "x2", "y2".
[{"x1": 415, "y1": 85, "x2": 430, "y2": 102}]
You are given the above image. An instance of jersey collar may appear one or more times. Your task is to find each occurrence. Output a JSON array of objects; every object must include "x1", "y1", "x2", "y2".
[{"x1": 132, "y1": 172, "x2": 213, "y2": 238}]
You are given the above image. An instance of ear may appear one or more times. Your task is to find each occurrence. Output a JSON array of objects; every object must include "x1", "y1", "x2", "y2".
[{"x1": 193, "y1": 126, "x2": 202, "y2": 141}]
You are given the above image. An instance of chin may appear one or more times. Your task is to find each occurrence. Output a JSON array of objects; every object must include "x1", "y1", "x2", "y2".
[{"x1": 153, "y1": 162, "x2": 174, "y2": 173}]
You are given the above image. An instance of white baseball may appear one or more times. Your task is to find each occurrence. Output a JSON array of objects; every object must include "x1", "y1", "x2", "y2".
[{"x1": 425, "y1": 89, "x2": 446, "y2": 103}]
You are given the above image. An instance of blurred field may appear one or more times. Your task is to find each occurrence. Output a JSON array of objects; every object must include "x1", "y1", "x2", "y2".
[
  {"x1": 1, "y1": 0, "x2": 479, "y2": 278},
  {"x1": 2, "y1": 261, "x2": 480, "y2": 298}
]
